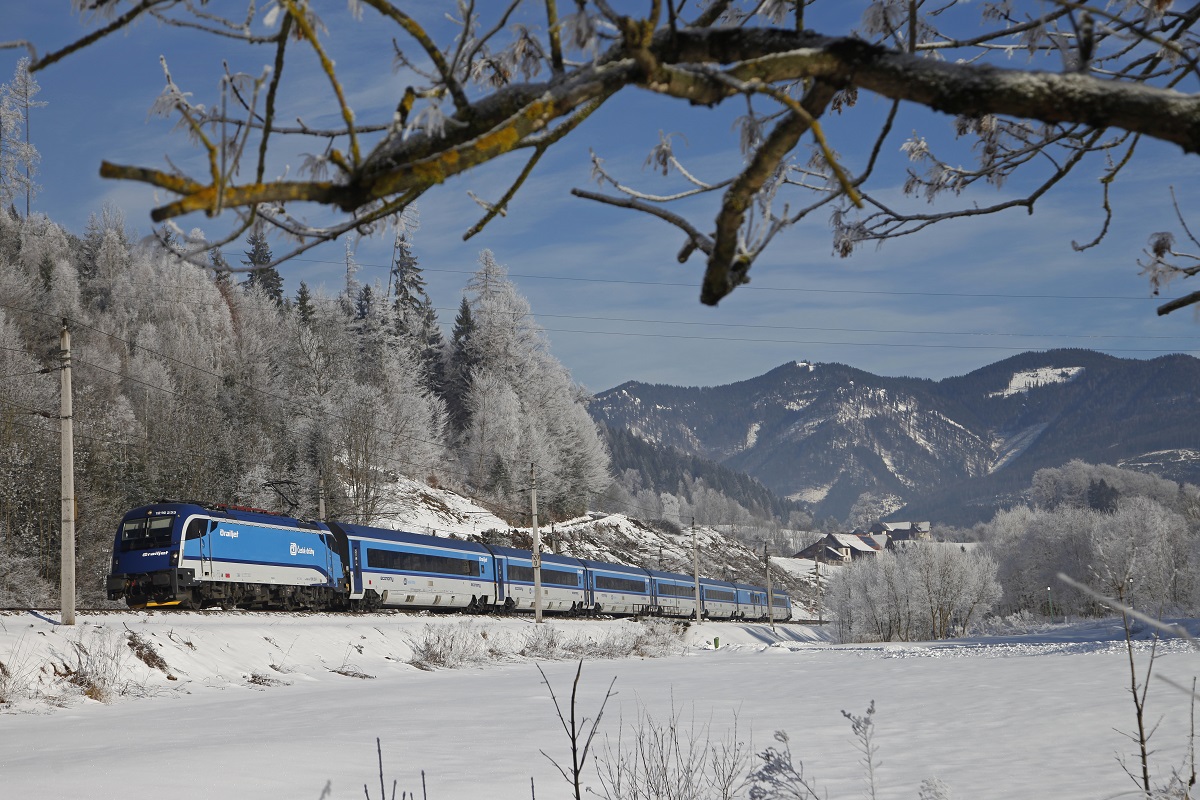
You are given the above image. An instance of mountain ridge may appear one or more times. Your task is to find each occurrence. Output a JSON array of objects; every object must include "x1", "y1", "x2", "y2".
[{"x1": 590, "y1": 350, "x2": 1200, "y2": 526}]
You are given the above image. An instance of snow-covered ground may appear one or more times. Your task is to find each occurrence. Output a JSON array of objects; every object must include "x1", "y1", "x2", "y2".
[{"x1": 1, "y1": 610, "x2": 1197, "y2": 799}]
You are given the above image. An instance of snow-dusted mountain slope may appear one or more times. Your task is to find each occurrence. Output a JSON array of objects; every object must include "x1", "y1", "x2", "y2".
[{"x1": 593, "y1": 349, "x2": 1200, "y2": 524}]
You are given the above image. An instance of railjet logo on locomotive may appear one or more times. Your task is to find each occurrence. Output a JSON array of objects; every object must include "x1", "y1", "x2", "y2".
[{"x1": 106, "y1": 500, "x2": 792, "y2": 620}]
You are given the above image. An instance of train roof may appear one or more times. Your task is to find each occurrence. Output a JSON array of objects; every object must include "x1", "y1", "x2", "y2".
[
  {"x1": 645, "y1": 568, "x2": 696, "y2": 583},
  {"x1": 481, "y1": 545, "x2": 585, "y2": 567},
  {"x1": 699, "y1": 577, "x2": 737, "y2": 589},
  {"x1": 123, "y1": 502, "x2": 326, "y2": 530},
  {"x1": 335, "y1": 523, "x2": 491, "y2": 553},
  {"x1": 577, "y1": 559, "x2": 648, "y2": 576}
]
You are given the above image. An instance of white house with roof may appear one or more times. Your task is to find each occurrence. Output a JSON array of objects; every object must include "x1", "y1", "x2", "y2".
[
  {"x1": 794, "y1": 532, "x2": 883, "y2": 563},
  {"x1": 869, "y1": 521, "x2": 932, "y2": 542}
]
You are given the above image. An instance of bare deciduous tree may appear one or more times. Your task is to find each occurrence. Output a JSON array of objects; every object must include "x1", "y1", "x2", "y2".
[{"x1": 7, "y1": 1, "x2": 1200, "y2": 308}]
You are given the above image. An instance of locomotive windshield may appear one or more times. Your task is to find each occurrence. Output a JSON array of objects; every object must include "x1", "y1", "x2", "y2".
[{"x1": 119, "y1": 516, "x2": 175, "y2": 551}]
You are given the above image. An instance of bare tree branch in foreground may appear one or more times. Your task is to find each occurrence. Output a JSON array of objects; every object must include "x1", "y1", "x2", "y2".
[{"x1": 13, "y1": 1, "x2": 1200, "y2": 309}]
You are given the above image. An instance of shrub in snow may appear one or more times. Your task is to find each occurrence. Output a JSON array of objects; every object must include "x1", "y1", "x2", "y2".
[
  {"x1": 405, "y1": 622, "x2": 493, "y2": 670},
  {"x1": 520, "y1": 624, "x2": 566, "y2": 659},
  {"x1": 595, "y1": 702, "x2": 752, "y2": 800},
  {"x1": 50, "y1": 628, "x2": 132, "y2": 703},
  {"x1": 0, "y1": 634, "x2": 38, "y2": 705},
  {"x1": 631, "y1": 619, "x2": 687, "y2": 657}
]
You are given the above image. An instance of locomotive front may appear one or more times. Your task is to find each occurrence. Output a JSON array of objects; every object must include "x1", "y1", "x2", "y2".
[{"x1": 106, "y1": 504, "x2": 197, "y2": 607}]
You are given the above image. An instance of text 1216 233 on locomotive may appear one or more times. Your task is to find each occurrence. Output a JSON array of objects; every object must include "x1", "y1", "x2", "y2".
[{"x1": 107, "y1": 502, "x2": 791, "y2": 620}]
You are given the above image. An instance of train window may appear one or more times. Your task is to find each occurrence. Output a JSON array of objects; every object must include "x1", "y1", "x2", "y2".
[
  {"x1": 507, "y1": 565, "x2": 580, "y2": 587},
  {"x1": 773, "y1": 595, "x2": 790, "y2": 607},
  {"x1": 366, "y1": 548, "x2": 480, "y2": 577},
  {"x1": 656, "y1": 582, "x2": 696, "y2": 598},
  {"x1": 119, "y1": 516, "x2": 175, "y2": 551},
  {"x1": 595, "y1": 575, "x2": 646, "y2": 593},
  {"x1": 184, "y1": 519, "x2": 209, "y2": 540},
  {"x1": 703, "y1": 588, "x2": 736, "y2": 602}
]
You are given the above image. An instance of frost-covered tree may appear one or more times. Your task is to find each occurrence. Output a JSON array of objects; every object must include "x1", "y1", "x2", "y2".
[
  {"x1": 981, "y1": 482, "x2": 1198, "y2": 617},
  {"x1": 830, "y1": 544, "x2": 1001, "y2": 642},
  {"x1": 0, "y1": 307, "x2": 57, "y2": 603},
  {"x1": 450, "y1": 250, "x2": 609, "y2": 517},
  {"x1": 27, "y1": 2, "x2": 1200, "y2": 313},
  {"x1": 0, "y1": 58, "x2": 43, "y2": 216}
]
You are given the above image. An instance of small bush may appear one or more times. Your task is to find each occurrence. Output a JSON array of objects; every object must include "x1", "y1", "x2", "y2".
[
  {"x1": 521, "y1": 624, "x2": 566, "y2": 658},
  {"x1": 52, "y1": 629, "x2": 131, "y2": 703},
  {"x1": 631, "y1": 619, "x2": 687, "y2": 657},
  {"x1": 126, "y1": 629, "x2": 172, "y2": 675},
  {"x1": 406, "y1": 622, "x2": 492, "y2": 670},
  {"x1": 595, "y1": 703, "x2": 752, "y2": 800},
  {"x1": 0, "y1": 634, "x2": 38, "y2": 704},
  {"x1": 247, "y1": 671, "x2": 287, "y2": 687}
]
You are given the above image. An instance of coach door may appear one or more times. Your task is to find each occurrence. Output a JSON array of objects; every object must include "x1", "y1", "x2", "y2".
[
  {"x1": 494, "y1": 556, "x2": 508, "y2": 603},
  {"x1": 198, "y1": 519, "x2": 215, "y2": 577},
  {"x1": 319, "y1": 534, "x2": 335, "y2": 588}
]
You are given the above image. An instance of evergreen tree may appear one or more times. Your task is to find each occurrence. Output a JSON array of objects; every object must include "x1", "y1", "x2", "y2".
[
  {"x1": 1086, "y1": 478, "x2": 1120, "y2": 514},
  {"x1": 384, "y1": 230, "x2": 442, "y2": 393},
  {"x1": 242, "y1": 228, "x2": 283, "y2": 305},
  {"x1": 295, "y1": 281, "x2": 314, "y2": 326},
  {"x1": 389, "y1": 231, "x2": 428, "y2": 313},
  {"x1": 356, "y1": 284, "x2": 375, "y2": 321},
  {"x1": 443, "y1": 296, "x2": 477, "y2": 431},
  {"x1": 417, "y1": 296, "x2": 446, "y2": 394},
  {"x1": 210, "y1": 246, "x2": 232, "y2": 291}
]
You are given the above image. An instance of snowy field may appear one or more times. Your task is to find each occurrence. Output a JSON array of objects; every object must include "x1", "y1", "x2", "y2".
[{"x1": 1, "y1": 611, "x2": 1198, "y2": 799}]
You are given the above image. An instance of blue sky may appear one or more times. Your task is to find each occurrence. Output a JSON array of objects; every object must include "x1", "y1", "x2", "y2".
[{"x1": 5, "y1": 3, "x2": 1200, "y2": 393}]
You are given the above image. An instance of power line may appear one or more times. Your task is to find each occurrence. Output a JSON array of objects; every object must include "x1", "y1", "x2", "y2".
[
  {"x1": 56, "y1": 281, "x2": 1200, "y2": 346},
  {"x1": 288, "y1": 256, "x2": 1176, "y2": 303}
]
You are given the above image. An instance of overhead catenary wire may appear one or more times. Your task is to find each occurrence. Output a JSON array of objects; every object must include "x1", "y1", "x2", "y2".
[{"x1": 75, "y1": 280, "x2": 1200, "y2": 346}]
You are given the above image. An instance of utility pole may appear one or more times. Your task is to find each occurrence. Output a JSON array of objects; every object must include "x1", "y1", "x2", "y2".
[
  {"x1": 691, "y1": 517, "x2": 701, "y2": 622},
  {"x1": 60, "y1": 321, "x2": 75, "y2": 626},
  {"x1": 765, "y1": 543, "x2": 775, "y2": 633},
  {"x1": 531, "y1": 463, "x2": 542, "y2": 623},
  {"x1": 815, "y1": 560, "x2": 823, "y2": 624}
]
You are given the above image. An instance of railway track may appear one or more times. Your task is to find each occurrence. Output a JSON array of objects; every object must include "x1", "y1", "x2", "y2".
[{"x1": 1, "y1": 606, "x2": 817, "y2": 624}]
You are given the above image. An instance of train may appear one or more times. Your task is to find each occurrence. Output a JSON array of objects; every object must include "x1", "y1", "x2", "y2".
[{"x1": 105, "y1": 501, "x2": 792, "y2": 621}]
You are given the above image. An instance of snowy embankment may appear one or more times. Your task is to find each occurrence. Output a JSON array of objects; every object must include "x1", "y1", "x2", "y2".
[{"x1": 1, "y1": 611, "x2": 1197, "y2": 799}]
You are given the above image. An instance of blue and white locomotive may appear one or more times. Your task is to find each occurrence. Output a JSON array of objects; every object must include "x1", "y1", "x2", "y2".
[{"x1": 107, "y1": 501, "x2": 792, "y2": 621}]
